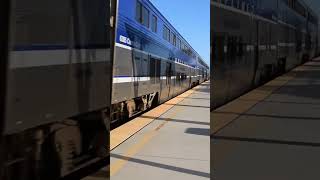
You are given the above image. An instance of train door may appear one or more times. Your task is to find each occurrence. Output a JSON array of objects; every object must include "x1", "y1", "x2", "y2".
[
  {"x1": 252, "y1": 20, "x2": 260, "y2": 86},
  {"x1": 212, "y1": 32, "x2": 229, "y2": 108},
  {"x1": 160, "y1": 61, "x2": 172, "y2": 101},
  {"x1": 132, "y1": 51, "x2": 142, "y2": 97},
  {"x1": 166, "y1": 62, "x2": 172, "y2": 98},
  {"x1": 189, "y1": 68, "x2": 192, "y2": 87}
]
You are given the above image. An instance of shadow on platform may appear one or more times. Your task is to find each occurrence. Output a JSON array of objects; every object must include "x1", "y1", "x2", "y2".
[
  {"x1": 111, "y1": 154, "x2": 210, "y2": 178},
  {"x1": 164, "y1": 103, "x2": 210, "y2": 109},
  {"x1": 185, "y1": 128, "x2": 210, "y2": 136},
  {"x1": 140, "y1": 115, "x2": 210, "y2": 126}
]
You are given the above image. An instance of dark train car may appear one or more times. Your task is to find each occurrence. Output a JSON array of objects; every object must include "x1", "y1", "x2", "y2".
[
  {"x1": 0, "y1": 0, "x2": 112, "y2": 179},
  {"x1": 111, "y1": 0, "x2": 209, "y2": 122},
  {"x1": 211, "y1": 0, "x2": 319, "y2": 109}
]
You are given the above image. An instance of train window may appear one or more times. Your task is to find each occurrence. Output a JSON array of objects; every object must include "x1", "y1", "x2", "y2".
[
  {"x1": 75, "y1": 0, "x2": 109, "y2": 48},
  {"x1": 237, "y1": 37, "x2": 243, "y2": 56},
  {"x1": 296, "y1": 30, "x2": 302, "y2": 52},
  {"x1": 163, "y1": 25, "x2": 170, "y2": 42},
  {"x1": 171, "y1": 33, "x2": 176, "y2": 46},
  {"x1": 12, "y1": 0, "x2": 109, "y2": 50},
  {"x1": 247, "y1": 4, "x2": 251, "y2": 12},
  {"x1": 176, "y1": 72, "x2": 181, "y2": 83},
  {"x1": 186, "y1": 46, "x2": 192, "y2": 56},
  {"x1": 294, "y1": 1, "x2": 306, "y2": 17},
  {"x1": 151, "y1": 15, "x2": 157, "y2": 33},
  {"x1": 177, "y1": 38, "x2": 181, "y2": 50},
  {"x1": 166, "y1": 62, "x2": 172, "y2": 85},
  {"x1": 136, "y1": 1, "x2": 149, "y2": 28},
  {"x1": 226, "y1": 0, "x2": 232, "y2": 6},
  {"x1": 181, "y1": 43, "x2": 185, "y2": 53},
  {"x1": 12, "y1": 0, "x2": 69, "y2": 47},
  {"x1": 233, "y1": 0, "x2": 239, "y2": 8},
  {"x1": 155, "y1": 59, "x2": 161, "y2": 83},
  {"x1": 136, "y1": 1, "x2": 142, "y2": 23},
  {"x1": 142, "y1": 57, "x2": 149, "y2": 76},
  {"x1": 142, "y1": 5, "x2": 149, "y2": 28},
  {"x1": 185, "y1": 44, "x2": 189, "y2": 54},
  {"x1": 241, "y1": 1, "x2": 245, "y2": 11},
  {"x1": 150, "y1": 57, "x2": 156, "y2": 83},
  {"x1": 170, "y1": 32, "x2": 174, "y2": 44},
  {"x1": 134, "y1": 56, "x2": 141, "y2": 74},
  {"x1": 213, "y1": 34, "x2": 225, "y2": 64}
]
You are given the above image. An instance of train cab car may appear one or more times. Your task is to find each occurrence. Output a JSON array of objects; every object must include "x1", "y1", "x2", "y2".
[
  {"x1": 111, "y1": 0, "x2": 209, "y2": 122},
  {"x1": 211, "y1": 0, "x2": 319, "y2": 109}
]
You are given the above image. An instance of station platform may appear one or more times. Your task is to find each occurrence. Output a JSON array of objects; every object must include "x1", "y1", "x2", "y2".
[
  {"x1": 109, "y1": 81, "x2": 210, "y2": 180},
  {"x1": 212, "y1": 58, "x2": 320, "y2": 179}
]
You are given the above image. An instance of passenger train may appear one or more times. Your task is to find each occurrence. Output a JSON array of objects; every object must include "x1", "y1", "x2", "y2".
[
  {"x1": 211, "y1": 0, "x2": 319, "y2": 109},
  {"x1": 111, "y1": 0, "x2": 209, "y2": 122},
  {"x1": 0, "y1": 0, "x2": 208, "y2": 179}
]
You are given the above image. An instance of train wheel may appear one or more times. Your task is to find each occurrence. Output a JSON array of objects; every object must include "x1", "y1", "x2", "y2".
[
  {"x1": 148, "y1": 92, "x2": 158, "y2": 108},
  {"x1": 91, "y1": 129, "x2": 108, "y2": 158},
  {"x1": 126, "y1": 99, "x2": 136, "y2": 118},
  {"x1": 40, "y1": 121, "x2": 81, "y2": 179}
]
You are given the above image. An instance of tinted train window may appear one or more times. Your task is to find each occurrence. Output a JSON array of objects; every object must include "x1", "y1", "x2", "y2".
[
  {"x1": 142, "y1": 5, "x2": 149, "y2": 28},
  {"x1": 136, "y1": 1, "x2": 142, "y2": 23},
  {"x1": 181, "y1": 42, "x2": 185, "y2": 51},
  {"x1": 150, "y1": 57, "x2": 156, "y2": 83},
  {"x1": 238, "y1": 37, "x2": 243, "y2": 56},
  {"x1": 213, "y1": 34, "x2": 225, "y2": 64},
  {"x1": 136, "y1": 1, "x2": 149, "y2": 28},
  {"x1": 11, "y1": 0, "x2": 109, "y2": 49},
  {"x1": 12, "y1": 0, "x2": 69, "y2": 47},
  {"x1": 171, "y1": 33, "x2": 176, "y2": 46},
  {"x1": 177, "y1": 38, "x2": 181, "y2": 49},
  {"x1": 75, "y1": 0, "x2": 109, "y2": 48},
  {"x1": 176, "y1": 72, "x2": 181, "y2": 82},
  {"x1": 233, "y1": 0, "x2": 239, "y2": 8},
  {"x1": 142, "y1": 57, "x2": 149, "y2": 76},
  {"x1": 181, "y1": 43, "x2": 185, "y2": 52},
  {"x1": 166, "y1": 62, "x2": 172, "y2": 85},
  {"x1": 151, "y1": 15, "x2": 157, "y2": 32},
  {"x1": 163, "y1": 25, "x2": 170, "y2": 42},
  {"x1": 226, "y1": 0, "x2": 232, "y2": 6},
  {"x1": 134, "y1": 56, "x2": 141, "y2": 76},
  {"x1": 155, "y1": 59, "x2": 161, "y2": 83}
]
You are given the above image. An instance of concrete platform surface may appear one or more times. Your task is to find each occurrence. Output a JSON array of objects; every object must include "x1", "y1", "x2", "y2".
[
  {"x1": 212, "y1": 58, "x2": 320, "y2": 179},
  {"x1": 110, "y1": 82, "x2": 210, "y2": 180}
]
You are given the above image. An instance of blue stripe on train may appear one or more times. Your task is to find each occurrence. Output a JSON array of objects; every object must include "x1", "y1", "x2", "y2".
[{"x1": 13, "y1": 44, "x2": 109, "y2": 51}]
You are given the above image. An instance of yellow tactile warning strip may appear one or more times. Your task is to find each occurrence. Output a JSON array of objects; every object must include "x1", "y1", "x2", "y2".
[
  {"x1": 109, "y1": 82, "x2": 208, "y2": 177},
  {"x1": 110, "y1": 85, "x2": 201, "y2": 151},
  {"x1": 211, "y1": 70, "x2": 298, "y2": 134},
  {"x1": 110, "y1": 106, "x2": 184, "y2": 177}
]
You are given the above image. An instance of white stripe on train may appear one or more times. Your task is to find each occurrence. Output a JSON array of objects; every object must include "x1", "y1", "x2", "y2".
[{"x1": 113, "y1": 75, "x2": 202, "y2": 84}]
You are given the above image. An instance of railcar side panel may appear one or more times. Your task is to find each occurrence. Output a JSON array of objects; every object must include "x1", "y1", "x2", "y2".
[{"x1": 211, "y1": 0, "x2": 319, "y2": 109}]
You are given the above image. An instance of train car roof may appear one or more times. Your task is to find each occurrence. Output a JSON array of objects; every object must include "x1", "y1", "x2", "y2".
[{"x1": 144, "y1": 0, "x2": 209, "y2": 68}]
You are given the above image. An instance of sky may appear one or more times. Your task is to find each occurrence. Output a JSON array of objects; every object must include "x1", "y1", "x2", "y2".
[{"x1": 150, "y1": 0, "x2": 210, "y2": 66}]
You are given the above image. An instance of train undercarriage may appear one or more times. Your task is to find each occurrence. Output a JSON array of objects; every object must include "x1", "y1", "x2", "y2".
[
  {"x1": 110, "y1": 92, "x2": 159, "y2": 124},
  {"x1": 1, "y1": 110, "x2": 109, "y2": 180}
]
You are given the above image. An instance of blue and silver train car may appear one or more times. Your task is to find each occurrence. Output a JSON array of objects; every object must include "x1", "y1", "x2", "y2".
[
  {"x1": 211, "y1": 0, "x2": 319, "y2": 108},
  {"x1": 111, "y1": 0, "x2": 209, "y2": 121}
]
